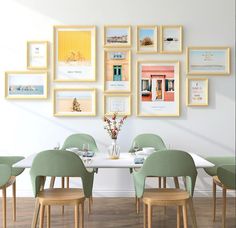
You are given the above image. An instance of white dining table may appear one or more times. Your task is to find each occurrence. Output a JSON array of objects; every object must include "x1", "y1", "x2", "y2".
[{"x1": 13, "y1": 152, "x2": 214, "y2": 169}]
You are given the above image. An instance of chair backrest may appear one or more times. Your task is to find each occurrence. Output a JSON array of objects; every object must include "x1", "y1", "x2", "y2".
[
  {"x1": 129, "y1": 133, "x2": 166, "y2": 152},
  {"x1": 133, "y1": 150, "x2": 197, "y2": 198},
  {"x1": 0, "y1": 156, "x2": 25, "y2": 176},
  {"x1": 217, "y1": 165, "x2": 236, "y2": 189},
  {"x1": 30, "y1": 150, "x2": 94, "y2": 197},
  {"x1": 61, "y1": 133, "x2": 99, "y2": 152},
  {"x1": 0, "y1": 164, "x2": 11, "y2": 188}
]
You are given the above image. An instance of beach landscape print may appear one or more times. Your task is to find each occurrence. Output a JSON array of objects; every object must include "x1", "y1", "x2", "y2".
[
  {"x1": 104, "y1": 26, "x2": 131, "y2": 47},
  {"x1": 137, "y1": 26, "x2": 157, "y2": 53},
  {"x1": 54, "y1": 26, "x2": 96, "y2": 81},
  {"x1": 137, "y1": 61, "x2": 179, "y2": 116},
  {"x1": 54, "y1": 89, "x2": 96, "y2": 116},
  {"x1": 5, "y1": 71, "x2": 47, "y2": 99},
  {"x1": 187, "y1": 47, "x2": 230, "y2": 75}
]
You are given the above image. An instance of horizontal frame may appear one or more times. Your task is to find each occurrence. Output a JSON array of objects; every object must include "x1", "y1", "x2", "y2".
[
  {"x1": 186, "y1": 47, "x2": 231, "y2": 75},
  {"x1": 53, "y1": 25, "x2": 96, "y2": 82},
  {"x1": 104, "y1": 94, "x2": 131, "y2": 116},
  {"x1": 53, "y1": 88, "x2": 96, "y2": 117},
  {"x1": 186, "y1": 78, "x2": 208, "y2": 106},
  {"x1": 5, "y1": 71, "x2": 48, "y2": 99},
  {"x1": 103, "y1": 25, "x2": 132, "y2": 48}
]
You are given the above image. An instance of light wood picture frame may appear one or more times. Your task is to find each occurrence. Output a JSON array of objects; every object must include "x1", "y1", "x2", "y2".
[
  {"x1": 186, "y1": 47, "x2": 230, "y2": 75},
  {"x1": 186, "y1": 78, "x2": 208, "y2": 106},
  {"x1": 136, "y1": 25, "x2": 158, "y2": 53},
  {"x1": 104, "y1": 25, "x2": 131, "y2": 48},
  {"x1": 160, "y1": 25, "x2": 183, "y2": 54},
  {"x1": 53, "y1": 25, "x2": 96, "y2": 82},
  {"x1": 104, "y1": 94, "x2": 131, "y2": 116},
  {"x1": 5, "y1": 71, "x2": 48, "y2": 99},
  {"x1": 53, "y1": 88, "x2": 96, "y2": 116},
  {"x1": 136, "y1": 61, "x2": 180, "y2": 117},
  {"x1": 104, "y1": 49, "x2": 131, "y2": 93},
  {"x1": 27, "y1": 41, "x2": 48, "y2": 70}
]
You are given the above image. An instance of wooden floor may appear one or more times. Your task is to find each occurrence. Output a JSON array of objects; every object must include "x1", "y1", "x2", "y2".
[{"x1": 0, "y1": 197, "x2": 235, "y2": 228}]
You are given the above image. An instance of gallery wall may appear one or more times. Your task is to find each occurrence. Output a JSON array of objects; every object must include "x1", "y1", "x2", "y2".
[{"x1": 0, "y1": 0, "x2": 235, "y2": 197}]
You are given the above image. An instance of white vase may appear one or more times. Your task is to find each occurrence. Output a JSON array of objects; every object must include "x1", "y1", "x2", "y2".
[{"x1": 108, "y1": 139, "x2": 120, "y2": 159}]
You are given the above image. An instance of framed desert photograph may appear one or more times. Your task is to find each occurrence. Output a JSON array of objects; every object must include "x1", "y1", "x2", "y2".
[
  {"x1": 186, "y1": 47, "x2": 230, "y2": 75},
  {"x1": 27, "y1": 41, "x2": 48, "y2": 69},
  {"x1": 53, "y1": 25, "x2": 96, "y2": 82},
  {"x1": 137, "y1": 61, "x2": 180, "y2": 117},
  {"x1": 5, "y1": 71, "x2": 48, "y2": 99},
  {"x1": 137, "y1": 25, "x2": 158, "y2": 53},
  {"x1": 53, "y1": 88, "x2": 96, "y2": 116},
  {"x1": 104, "y1": 49, "x2": 131, "y2": 92},
  {"x1": 186, "y1": 78, "x2": 208, "y2": 106},
  {"x1": 160, "y1": 25, "x2": 182, "y2": 54},
  {"x1": 104, "y1": 25, "x2": 131, "y2": 48},
  {"x1": 104, "y1": 94, "x2": 131, "y2": 116}
]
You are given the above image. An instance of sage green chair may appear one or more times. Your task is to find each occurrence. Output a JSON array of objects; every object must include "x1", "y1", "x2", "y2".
[
  {"x1": 30, "y1": 150, "x2": 94, "y2": 228},
  {"x1": 133, "y1": 150, "x2": 198, "y2": 228},
  {"x1": 0, "y1": 156, "x2": 25, "y2": 228}
]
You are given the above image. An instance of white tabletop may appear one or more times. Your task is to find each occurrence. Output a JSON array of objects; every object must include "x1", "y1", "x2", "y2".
[{"x1": 13, "y1": 152, "x2": 214, "y2": 169}]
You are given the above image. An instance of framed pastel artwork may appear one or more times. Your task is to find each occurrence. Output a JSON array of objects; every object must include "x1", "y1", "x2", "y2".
[
  {"x1": 137, "y1": 61, "x2": 180, "y2": 117},
  {"x1": 104, "y1": 25, "x2": 131, "y2": 48},
  {"x1": 104, "y1": 94, "x2": 131, "y2": 116},
  {"x1": 53, "y1": 88, "x2": 96, "y2": 116},
  {"x1": 53, "y1": 25, "x2": 96, "y2": 82},
  {"x1": 5, "y1": 71, "x2": 48, "y2": 99},
  {"x1": 186, "y1": 78, "x2": 208, "y2": 106},
  {"x1": 104, "y1": 49, "x2": 131, "y2": 92},
  {"x1": 160, "y1": 25, "x2": 183, "y2": 54},
  {"x1": 186, "y1": 47, "x2": 230, "y2": 75},
  {"x1": 136, "y1": 25, "x2": 158, "y2": 53},
  {"x1": 27, "y1": 41, "x2": 48, "y2": 69}
]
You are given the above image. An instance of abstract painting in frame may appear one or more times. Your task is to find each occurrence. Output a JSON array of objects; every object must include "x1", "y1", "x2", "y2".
[
  {"x1": 5, "y1": 71, "x2": 48, "y2": 99},
  {"x1": 104, "y1": 49, "x2": 131, "y2": 93},
  {"x1": 53, "y1": 88, "x2": 96, "y2": 116},
  {"x1": 27, "y1": 41, "x2": 48, "y2": 70},
  {"x1": 186, "y1": 78, "x2": 208, "y2": 106},
  {"x1": 137, "y1": 61, "x2": 180, "y2": 117},
  {"x1": 104, "y1": 25, "x2": 131, "y2": 48},
  {"x1": 186, "y1": 47, "x2": 230, "y2": 75},
  {"x1": 104, "y1": 94, "x2": 131, "y2": 116},
  {"x1": 137, "y1": 25, "x2": 158, "y2": 53},
  {"x1": 54, "y1": 26, "x2": 96, "y2": 82},
  {"x1": 160, "y1": 25, "x2": 182, "y2": 54}
]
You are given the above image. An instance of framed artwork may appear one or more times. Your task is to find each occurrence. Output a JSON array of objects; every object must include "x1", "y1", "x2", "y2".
[
  {"x1": 104, "y1": 25, "x2": 131, "y2": 48},
  {"x1": 104, "y1": 94, "x2": 131, "y2": 116},
  {"x1": 5, "y1": 71, "x2": 48, "y2": 99},
  {"x1": 53, "y1": 25, "x2": 96, "y2": 82},
  {"x1": 104, "y1": 49, "x2": 131, "y2": 92},
  {"x1": 186, "y1": 78, "x2": 208, "y2": 106},
  {"x1": 137, "y1": 61, "x2": 180, "y2": 117},
  {"x1": 27, "y1": 41, "x2": 48, "y2": 69},
  {"x1": 136, "y1": 25, "x2": 158, "y2": 53},
  {"x1": 160, "y1": 25, "x2": 183, "y2": 54},
  {"x1": 186, "y1": 47, "x2": 230, "y2": 75},
  {"x1": 53, "y1": 88, "x2": 96, "y2": 116}
]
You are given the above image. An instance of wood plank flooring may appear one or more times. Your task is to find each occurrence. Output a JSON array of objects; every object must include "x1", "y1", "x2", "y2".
[{"x1": 0, "y1": 197, "x2": 235, "y2": 227}]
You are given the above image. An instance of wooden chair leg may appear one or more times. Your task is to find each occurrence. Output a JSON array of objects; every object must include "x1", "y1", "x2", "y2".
[
  {"x1": 75, "y1": 204, "x2": 79, "y2": 228},
  {"x1": 158, "y1": 177, "x2": 162, "y2": 188},
  {"x1": 31, "y1": 198, "x2": 40, "y2": 228},
  {"x1": 12, "y1": 181, "x2": 16, "y2": 221},
  {"x1": 188, "y1": 197, "x2": 197, "y2": 228},
  {"x1": 66, "y1": 177, "x2": 70, "y2": 188},
  {"x1": 177, "y1": 206, "x2": 181, "y2": 228},
  {"x1": 39, "y1": 204, "x2": 45, "y2": 228},
  {"x1": 61, "y1": 177, "x2": 65, "y2": 215},
  {"x1": 49, "y1": 177, "x2": 56, "y2": 188},
  {"x1": 136, "y1": 197, "x2": 141, "y2": 214},
  {"x1": 163, "y1": 177, "x2": 167, "y2": 188},
  {"x1": 47, "y1": 205, "x2": 51, "y2": 228},
  {"x1": 79, "y1": 202, "x2": 84, "y2": 228},
  {"x1": 174, "y1": 177, "x2": 180, "y2": 188},
  {"x1": 147, "y1": 204, "x2": 152, "y2": 228},
  {"x1": 143, "y1": 203, "x2": 147, "y2": 228},
  {"x1": 213, "y1": 179, "x2": 216, "y2": 221},
  {"x1": 222, "y1": 188, "x2": 227, "y2": 228},
  {"x1": 2, "y1": 187, "x2": 6, "y2": 228},
  {"x1": 182, "y1": 202, "x2": 188, "y2": 228}
]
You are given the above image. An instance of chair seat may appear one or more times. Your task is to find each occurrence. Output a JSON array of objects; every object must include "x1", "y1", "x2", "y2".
[{"x1": 37, "y1": 188, "x2": 85, "y2": 205}]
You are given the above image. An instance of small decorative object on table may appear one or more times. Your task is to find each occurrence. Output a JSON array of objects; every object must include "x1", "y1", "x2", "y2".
[{"x1": 104, "y1": 112, "x2": 127, "y2": 159}]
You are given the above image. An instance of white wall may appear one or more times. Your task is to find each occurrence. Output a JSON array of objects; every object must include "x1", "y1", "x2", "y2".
[{"x1": 0, "y1": 0, "x2": 235, "y2": 197}]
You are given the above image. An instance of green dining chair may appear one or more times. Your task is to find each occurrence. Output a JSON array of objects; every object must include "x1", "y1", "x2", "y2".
[
  {"x1": 133, "y1": 150, "x2": 198, "y2": 228},
  {"x1": 0, "y1": 156, "x2": 25, "y2": 228},
  {"x1": 30, "y1": 149, "x2": 94, "y2": 228}
]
